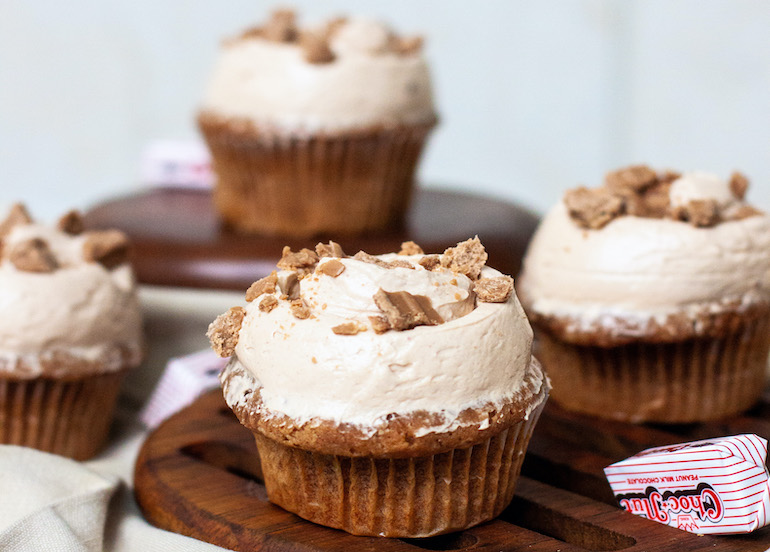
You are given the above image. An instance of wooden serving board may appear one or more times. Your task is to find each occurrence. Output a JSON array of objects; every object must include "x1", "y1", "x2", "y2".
[
  {"x1": 84, "y1": 188, "x2": 539, "y2": 290},
  {"x1": 134, "y1": 389, "x2": 770, "y2": 551}
]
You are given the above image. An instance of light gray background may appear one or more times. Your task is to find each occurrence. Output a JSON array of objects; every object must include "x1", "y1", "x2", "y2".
[{"x1": 1, "y1": 0, "x2": 768, "y2": 219}]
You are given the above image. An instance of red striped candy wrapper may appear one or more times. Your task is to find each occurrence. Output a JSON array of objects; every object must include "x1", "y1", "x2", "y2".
[{"x1": 604, "y1": 434, "x2": 770, "y2": 535}]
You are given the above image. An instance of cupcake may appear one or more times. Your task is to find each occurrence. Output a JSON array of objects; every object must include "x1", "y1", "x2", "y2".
[
  {"x1": 0, "y1": 204, "x2": 143, "y2": 459},
  {"x1": 198, "y1": 10, "x2": 437, "y2": 237},
  {"x1": 208, "y1": 238, "x2": 548, "y2": 537},
  {"x1": 518, "y1": 166, "x2": 770, "y2": 423}
]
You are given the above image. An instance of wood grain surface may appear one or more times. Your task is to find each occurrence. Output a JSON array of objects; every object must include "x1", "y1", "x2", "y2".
[
  {"x1": 134, "y1": 390, "x2": 770, "y2": 551},
  {"x1": 83, "y1": 188, "x2": 539, "y2": 290}
]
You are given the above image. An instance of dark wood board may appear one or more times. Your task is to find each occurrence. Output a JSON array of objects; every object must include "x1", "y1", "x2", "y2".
[
  {"x1": 134, "y1": 389, "x2": 770, "y2": 551},
  {"x1": 83, "y1": 188, "x2": 539, "y2": 290}
]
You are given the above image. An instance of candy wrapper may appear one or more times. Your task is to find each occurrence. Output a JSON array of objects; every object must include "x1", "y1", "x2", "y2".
[
  {"x1": 140, "y1": 349, "x2": 227, "y2": 428},
  {"x1": 604, "y1": 434, "x2": 770, "y2": 535}
]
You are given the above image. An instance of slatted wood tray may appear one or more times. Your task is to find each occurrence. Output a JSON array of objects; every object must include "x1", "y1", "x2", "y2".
[{"x1": 134, "y1": 389, "x2": 770, "y2": 551}]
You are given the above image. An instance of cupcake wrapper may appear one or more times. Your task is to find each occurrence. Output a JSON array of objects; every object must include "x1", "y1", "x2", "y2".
[
  {"x1": 252, "y1": 396, "x2": 546, "y2": 537},
  {"x1": 199, "y1": 119, "x2": 435, "y2": 237},
  {"x1": 536, "y1": 313, "x2": 770, "y2": 423},
  {"x1": 0, "y1": 371, "x2": 125, "y2": 460}
]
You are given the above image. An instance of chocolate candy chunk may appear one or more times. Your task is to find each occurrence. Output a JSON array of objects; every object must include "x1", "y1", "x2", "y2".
[
  {"x1": 315, "y1": 240, "x2": 346, "y2": 258},
  {"x1": 441, "y1": 237, "x2": 488, "y2": 280},
  {"x1": 207, "y1": 306, "x2": 246, "y2": 357},
  {"x1": 8, "y1": 238, "x2": 58, "y2": 273},
  {"x1": 373, "y1": 289, "x2": 444, "y2": 331},
  {"x1": 398, "y1": 241, "x2": 424, "y2": 255},
  {"x1": 246, "y1": 271, "x2": 277, "y2": 302},
  {"x1": 0, "y1": 203, "x2": 32, "y2": 238},
  {"x1": 605, "y1": 165, "x2": 658, "y2": 193},
  {"x1": 301, "y1": 32, "x2": 335, "y2": 64},
  {"x1": 277, "y1": 246, "x2": 319, "y2": 274},
  {"x1": 564, "y1": 187, "x2": 625, "y2": 230},
  {"x1": 368, "y1": 315, "x2": 391, "y2": 334},
  {"x1": 475, "y1": 276, "x2": 514, "y2": 303},
  {"x1": 393, "y1": 36, "x2": 423, "y2": 55},
  {"x1": 318, "y1": 259, "x2": 345, "y2": 277},
  {"x1": 418, "y1": 255, "x2": 440, "y2": 271},
  {"x1": 671, "y1": 199, "x2": 720, "y2": 228},
  {"x1": 263, "y1": 9, "x2": 298, "y2": 42},
  {"x1": 290, "y1": 298, "x2": 311, "y2": 320},
  {"x1": 258, "y1": 295, "x2": 279, "y2": 313},
  {"x1": 731, "y1": 205, "x2": 763, "y2": 220},
  {"x1": 83, "y1": 230, "x2": 130, "y2": 269},
  {"x1": 57, "y1": 210, "x2": 84, "y2": 235},
  {"x1": 332, "y1": 321, "x2": 367, "y2": 335},
  {"x1": 278, "y1": 271, "x2": 300, "y2": 300},
  {"x1": 729, "y1": 171, "x2": 749, "y2": 200}
]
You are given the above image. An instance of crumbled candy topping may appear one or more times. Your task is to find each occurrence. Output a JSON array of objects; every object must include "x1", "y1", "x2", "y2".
[
  {"x1": 207, "y1": 306, "x2": 246, "y2": 357},
  {"x1": 0, "y1": 204, "x2": 131, "y2": 272},
  {"x1": 234, "y1": 9, "x2": 423, "y2": 64},
  {"x1": 564, "y1": 165, "x2": 762, "y2": 229}
]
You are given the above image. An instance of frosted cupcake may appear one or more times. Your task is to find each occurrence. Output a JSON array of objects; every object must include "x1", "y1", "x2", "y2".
[
  {"x1": 208, "y1": 238, "x2": 548, "y2": 537},
  {"x1": 0, "y1": 205, "x2": 143, "y2": 459},
  {"x1": 518, "y1": 166, "x2": 770, "y2": 423},
  {"x1": 198, "y1": 10, "x2": 437, "y2": 237}
]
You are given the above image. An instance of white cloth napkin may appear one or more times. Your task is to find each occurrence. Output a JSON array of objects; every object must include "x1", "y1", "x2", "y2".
[{"x1": 0, "y1": 446, "x2": 117, "y2": 552}]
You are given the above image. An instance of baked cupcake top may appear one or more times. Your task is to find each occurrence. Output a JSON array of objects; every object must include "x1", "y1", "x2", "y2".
[
  {"x1": 209, "y1": 238, "x2": 545, "y2": 453},
  {"x1": 519, "y1": 166, "x2": 770, "y2": 345},
  {"x1": 0, "y1": 205, "x2": 143, "y2": 378},
  {"x1": 200, "y1": 9, "x2": 436, "y2": 132}
]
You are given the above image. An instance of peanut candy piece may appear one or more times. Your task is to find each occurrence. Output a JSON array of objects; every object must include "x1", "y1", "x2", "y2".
[
  {"x1": 290, "y1": 298, "x2": 311, "y2": 320},
  {"x1": 0, "y1": 203, "x2": 32, "y2": 238},
  {"x1": 263, "y1": 9, "x2": 298, "y2": 42},
  {"x1": 418, "y1": 255, "x2": 440, "y2": 271},
  {"x1": 278, "y1": 271, "x2": 300, "y2": 300},
  {"x1": 729, "y1": 171, "x2": 749, "y2": 200},
  {"x1": 315, "y1": 240, "x2": 345, "y2": 258},
  {"x1": 373, "y1": 288, "x2": 443, "y2": 331},
  {"x1": 318, "y1": 258, "x2": 345, "y2": 277},
  {"x1": 83, "y1": 230, "x2": 130, "y2": 269},
  {"x1": 475, "y1": 276, "x2": 514, "y2": 303},
  {"x1": 440, "y1": 237, "x2": 488, "y2": 280},
  {"x1": 332, "y1": 321, "x2": 367, "y2": 335},
  {"x1": 386, "y1": 259, "x2": 414, "y2": 269},
  {"x1": 207, "y1": 306, "x2": 246, "y2": 357},
  {"x1": 671, "y1": 199, "x2": 720, "y2": 228},
  {"x1": 8, "y1": 238, "x2": 58, "y2": 273},
  {"x1": 731, "y1": 205, "x2": 763, "y2": 220},
  {"x1": 393, "y1": 35, "x2": 423, "y2": 55},
  {"x1": 564, "y1": 187, "x2": 625, "y2": 230},
  {"x1": 368, "y1": 315, "x2": 391, "y2": 334},
  {"x1": 277, "y1": 246, "x2": 319, "y2": 274},
  {"x1": 605, "y1": 165, "x2": 658, "y2": 193},
  {"x1": 259, "y1": 295, "x2": 279, "y2": 313},
  {"x1": 57, "y1": 210, "x2": 84, "y2": 235},
  {"x1": 246, "y1": 271, "x2": 277, "y2": 302},
  {"x1": 626, "y1": 182, "x2": 671, "y2": 218},
  {"x1": 301, "y1": 32, "x2": 335, "y2": 64},
  {"x1": 353, "y1": 251, "x2": 385, "y2": 266},
  {"x1": 398, "y1": 241, "x2": 424, "y2": 255}
]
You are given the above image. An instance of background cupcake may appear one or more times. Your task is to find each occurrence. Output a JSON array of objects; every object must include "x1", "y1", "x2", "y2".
[
  {"x1": 0, "y1": 204, "x2": 143, "y2": 459},
  {"x1": 518, "y1": 166, "x2": 770, "y2": 423},
  {"x1": 208, "y1": 238, "x2": 548, "y2": 537},
  {"x1": 198, "y1": 10, "x2": 438, "y2": 237}
]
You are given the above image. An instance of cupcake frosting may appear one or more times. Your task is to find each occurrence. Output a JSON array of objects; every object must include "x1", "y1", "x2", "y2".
[
  {"x1": 0, "y1": 207, "x2": 143, "y2": 377},
  {"x1": 200, "y1": 12, "x2": 436, "y2": 132},
  {"x1": 520, "y1": 168, "x2": 770, "y2": 332},
  {"x1": 211, "y1": 239, "x2": 541, "y2": 432}
]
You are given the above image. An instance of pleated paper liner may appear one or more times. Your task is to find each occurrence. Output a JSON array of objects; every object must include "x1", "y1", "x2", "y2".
[
  {"x1": 199, "y1": 114, "x2": 436, "y2": 237},
  {"x1": 252, "y1": 390, "x2": 547, "y2": 538},
  {"x1": 536, "y1": 313, "x2": 770, "y2": 423},
  {"x1": 0, "y1": 370, "x2": 125, "y2": 460}
]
